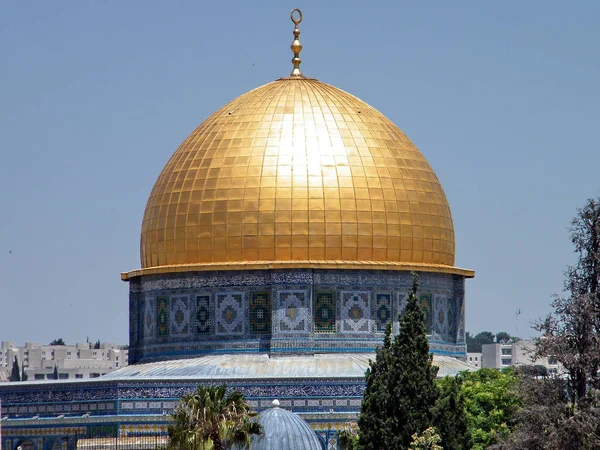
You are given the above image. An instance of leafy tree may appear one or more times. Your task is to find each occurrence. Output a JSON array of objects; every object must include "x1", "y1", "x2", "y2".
[
  {"x1": 495, "y1": 331, "x2": 512, "y2": 343},
  {"x1": 358, "y1": 274, "x2": 438, "y2": 450},
  {"x1": 21, "y1": 364, "x2": 27, "y2": 381},
  {"x1": 167, "y1": 384, "x2": 261, "y2": 450},
  {"x1": 49, "y1": 338, "x2": 65, "y2": 346},
  {"x1": 493, "y1": 374, "x2": 600, "y2": 450},
  {"x1": 496, "y1": 197, "x2": 600, "y2": 449},
  {"x1": 433, "y1": 376, "x2": 471, "y2": 450},
  {"x1": 466, "y1": 331, "x2": 495, "y2": 352},
  {"x1": 53, "y1": 365, "x2": 59, "y2": 380},
  {"x1": 94, "y1": 339, "x2": 101, "y2": 349},
  {"x1": 337, "y1": 422, "x2": 359, "y2": 450},
  {"x1": 459, "y1": 368, "x2": 521, "y2": 449},
  {"x1": 10, "y1": 357, "x2": 20, "y2": 382},
  {"x1": 410, "y1": 427, "x2": 443, "y2": 450}
]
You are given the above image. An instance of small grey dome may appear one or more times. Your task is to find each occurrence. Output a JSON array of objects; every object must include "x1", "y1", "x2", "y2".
[{"x1": 247, "y1": 406, "x2": 324, "y2": 450}]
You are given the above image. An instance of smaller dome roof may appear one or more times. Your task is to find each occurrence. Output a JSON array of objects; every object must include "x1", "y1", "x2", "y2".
[{"x1": 247, "y1": 403, "x2": 324, "y2": 450}]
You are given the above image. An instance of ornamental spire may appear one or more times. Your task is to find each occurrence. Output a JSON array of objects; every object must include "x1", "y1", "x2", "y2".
[{"x1": 289, "y1": 8, "x2": 303, "y2": 77}]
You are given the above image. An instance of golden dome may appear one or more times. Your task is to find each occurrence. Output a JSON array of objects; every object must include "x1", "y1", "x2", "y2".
[
  {"x1": 122, "y1": 11, "x2": 473, "y2": 280},
  {"x1": 123, "y1": 77, "x2": 475, "y2": 280}
]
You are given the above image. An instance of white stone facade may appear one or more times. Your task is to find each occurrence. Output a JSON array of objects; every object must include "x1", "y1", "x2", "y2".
[
  {"x1": 481, "y1": 341, "x2": 561, "y2": 373},
  {"x1": 0, "y1": 341, "x2": 128, "y2": 381}
]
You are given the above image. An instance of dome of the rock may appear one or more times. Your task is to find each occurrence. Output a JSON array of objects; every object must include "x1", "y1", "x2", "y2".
[{"x1": 131, "y1": 77, "x2": 470, "y2": 279}]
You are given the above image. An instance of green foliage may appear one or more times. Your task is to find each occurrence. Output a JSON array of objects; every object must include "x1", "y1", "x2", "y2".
[
  {"x1": 337, "y1": 422, "x2": 359, "y2": 450},
  {"x1": 94, "y1": 339, "x2": 101, "y2": 349},
  {"x1": 495, "y1": 331, "x2": 512, "y2": 343},
  {"x1": 409, "y1": 427, "x2": 443, "y2": 450},
  {"x1": 433, "y1": 376, "x2": 471, "y2": 450},
  {"x1": 10, "y1": 357, "x2": 20, "y2": 382},
  {"x1": 358, "y1": 274, "x2": 439, "y2": 450},
  {"x1": 167, "y1": 385, "x2": 261, "y2": 450},
  {"x1": 459, "y1": 368, "x2": 521, "y2": 449},
  {"x1": 49, "y1": 338, "x2": 65, "y2": 346},
  {"x1": 466, "y1": 331, "x2": 495, "y2": 352},
  {"x1": 495, "y1": 197, "x2": 600, "y2": 449},
  {"x1": 21, "y1": 364, "x2": 27, "y2": 381},
  {"x1": 53, "y1": 365, "x2": 59, "y2": 380}
]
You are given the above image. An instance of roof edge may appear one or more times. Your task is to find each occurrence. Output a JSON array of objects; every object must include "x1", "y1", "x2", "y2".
[{"x1": 122, "y1": 261, "x2": 474, "y2": 281}]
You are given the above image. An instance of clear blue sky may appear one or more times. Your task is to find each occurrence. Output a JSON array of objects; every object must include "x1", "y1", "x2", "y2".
[{"x1": 1, "y1": 1, "x2": 599, "y2": 345}]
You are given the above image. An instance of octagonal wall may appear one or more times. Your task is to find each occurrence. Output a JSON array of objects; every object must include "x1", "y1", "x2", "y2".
[{"x1": 128, "y1": 269, "x2": 466, "y2": 363}]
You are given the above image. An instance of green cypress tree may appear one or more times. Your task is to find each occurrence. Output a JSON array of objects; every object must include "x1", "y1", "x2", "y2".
[
  {"x1": 433, "y1": 376, "x2": 471, "y2": 450},
  {"x1": 10, "y1": 356, "x2": 21, "y2": 382},
  {"x1": 358, "y1": 274, "x2": 439, "y2": 449},
  {"x1": 53, "y1": 365, "x2": 59, "y2": 380}
]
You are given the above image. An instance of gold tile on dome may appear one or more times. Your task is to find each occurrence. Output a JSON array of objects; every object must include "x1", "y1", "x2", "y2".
[{"x1": 137, "y1": 77, "x2": 464, "y2": 273}]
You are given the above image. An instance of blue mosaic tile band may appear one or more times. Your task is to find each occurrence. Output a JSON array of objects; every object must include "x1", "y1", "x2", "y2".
[{"x1": 128, "y1": 269, "x2": 467, "y2": 362}]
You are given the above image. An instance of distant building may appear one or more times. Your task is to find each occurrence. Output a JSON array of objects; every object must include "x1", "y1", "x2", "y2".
[
  {"x1": 0, "y1": 341, "x2": 128, "y2": 381},
  {"x1": 481, "y1": 341, "x2": 560, "y2": 373},
  {"x1": 467, "y1": 352, "x2": 482, "y2": 369}
]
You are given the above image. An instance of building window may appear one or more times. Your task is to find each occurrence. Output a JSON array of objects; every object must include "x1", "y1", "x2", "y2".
[
  {"x1": 34, "y1": 374, "x2": 45, "y2": 380},
  {"x1": 501, "y1": 348, "x2": 512, "y2": 356},
  {"x1": 314, "y1": 292, "x2": 336, "y2": 333},
  {"x1": 58, "y1": 373, "x2": 68, "y2": 379},
  {"x1": 501, "y1": 358, "x2": 512, "y2": 366},
  {"x1": 90, "y1": 373, "x2": 100, "y2": 378},
  {"x1": 75, "y1": 374, "x2": 83, "y2": 379}
]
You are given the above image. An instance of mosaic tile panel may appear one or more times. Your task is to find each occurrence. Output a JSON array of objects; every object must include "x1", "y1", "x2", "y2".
[
  {"x1": 250, "y1": 292, "x2": 271, "y2": 335},
  {"x1": 156, "y1": 296, "x2": 169, "y2": 338},
  {"x1": 277, "y1": 290, "x2": 309, "y2": 333},
  {"x1": 144, "y1": 297, "x2": 156, "y2": 340},
  {"x1": 170, "y1": 296, "x2": 190, "y2": 336},
  {"x1": 341, "y1": 292, "x2": 370, "y2": 333},
  {"x1": 195, "y1": 295, "x2": 211, "y2": 334},
  {"x1": 315, "y1": 292, "x2": 336, "y2": 333},
  {"x1": 216, "y1": 292, "x2": 244, "y2": 335},
  {"x1": 448, "y1": 297, "x2": 457, "y2": 338},
  {"x1": 433, "y1": 294, "x2": 448, "y2": 338},
  {"x1": 374, "y1": 293, "x2": 392, "y2": 333},
  {"x1": 393, "y1": 292, "x2": 408, "y2": 335},
  {"x1": 420, "y1": 293, "x2": 432, "y2": 334}
]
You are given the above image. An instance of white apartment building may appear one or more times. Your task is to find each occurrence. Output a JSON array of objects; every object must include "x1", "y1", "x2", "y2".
[
  {"x1": 0, "y1": 341, "x2": 128, "y2": 381},
  {"x1": 481, "y1": 341, "x2": 560, "y2": 373},
  {"x1": 467, "y1": 352, "x2": 482, "y2": 369}
]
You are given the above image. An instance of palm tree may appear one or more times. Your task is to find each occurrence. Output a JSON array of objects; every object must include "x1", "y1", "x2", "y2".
[{"x1": 167, "y1": 385, "x2": 262, "y2": 450}]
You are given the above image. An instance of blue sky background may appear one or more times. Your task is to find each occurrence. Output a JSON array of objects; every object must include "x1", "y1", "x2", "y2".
[{"x1": 1, "y1": 1, "x2": 599, "y2": 345}]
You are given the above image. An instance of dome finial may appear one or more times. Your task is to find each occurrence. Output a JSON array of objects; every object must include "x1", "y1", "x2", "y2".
[{"x1": 289, "y1": 9, "x2": 303, "y2": 77}]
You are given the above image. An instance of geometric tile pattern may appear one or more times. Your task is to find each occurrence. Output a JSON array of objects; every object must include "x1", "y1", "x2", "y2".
[
  {"x1": 374, "y1": 293, "x2": 392, "y2": 333},
  {"x1": 195, "y1": 295, "x2": 211, "y2": 334},
  {"x1": 215, "y1": 292, "x2": 244, "y2": 335},
  {"x1": 144, "y1": 297, "x2": 156, "y2": 340},
  {"x1": 433, "y1": 294, "x2": 448, "y2": 337},
  {"x1": 341, "y1": 291, "x2": 370, "y2": 333},
  {"x1": 157, "y1": 296, "x2": 169, "y2": 338},
  {"x1": 249, "y1": 292, "x2": 271, "y2": 335},
  {"x1": 314, "y1": 292, "x2": 336, "y2": 333},
  {"x1": 170, "y1": 296, "x2": 190, "y2": 336},
  {"x1": 447, "y1": 297, "x2": 457, "y2": 338},
  {"x1": 277, "y1": 290, "x2": 309, "y2": 333},
  {"x1": 419, "y1": 293, "x2": 432, "y2": 335}
]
